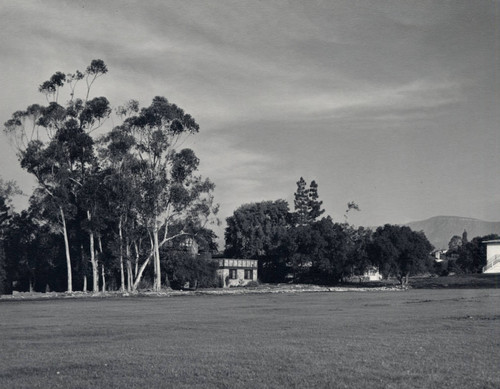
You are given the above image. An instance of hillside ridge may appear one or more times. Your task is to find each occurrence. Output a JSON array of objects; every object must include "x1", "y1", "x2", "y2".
[{"x1": 404, "y1": 216, "x2": 500, "y2": 250}]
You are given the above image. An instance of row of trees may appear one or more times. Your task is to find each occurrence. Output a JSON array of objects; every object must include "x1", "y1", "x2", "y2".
[
  {"x1": 2, "y1": 60, "x2": 218, "y2": 293},
  {"x1": 224, "y1": 179, "x2": 434, "y2": 286}
]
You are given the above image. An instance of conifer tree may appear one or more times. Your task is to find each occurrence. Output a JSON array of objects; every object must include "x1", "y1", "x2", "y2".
[
  {"x1": 294, "y1": 177, "x2": 309, "y2": 225},
  {"x1": 307, "y1": 180, "x2": 324, "y2": 222},
  {"x1": 293, "y1": 178, "x2": 324, "y2": 225}
]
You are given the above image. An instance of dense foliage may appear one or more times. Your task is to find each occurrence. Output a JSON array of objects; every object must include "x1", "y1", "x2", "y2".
[
  {"x1": 368, "y1": 225, "x2": 434, "y2": 286},
  {"x1": 2, "y1": 60, "x2": 218, "y2": 293},
  {"x1": 224, "y1": 180, "x2": 434, "y2": 285}
]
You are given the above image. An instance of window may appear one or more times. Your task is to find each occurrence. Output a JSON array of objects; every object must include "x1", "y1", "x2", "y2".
[
  {"x1": 244, "y1": 269, "x2": 253, "y2": 280},
  {"x1": 180, "y1": 237, "x2": 193, "y2": 249},
  {"x1": 229, "y1": 269, "x2": 237, "y2": 279}
]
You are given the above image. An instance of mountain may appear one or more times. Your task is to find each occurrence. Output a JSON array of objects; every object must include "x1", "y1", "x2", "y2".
[{"x1": 405, "y1": 216, "x2": 500, "y2": 250}]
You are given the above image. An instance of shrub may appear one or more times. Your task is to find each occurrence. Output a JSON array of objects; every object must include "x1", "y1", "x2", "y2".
[
  {"x1": 163, "y1": 251, "x2": 219, "y2": 290},
  {"x1": 136, "y1": 278, "x2": 153, "y2": 291}
]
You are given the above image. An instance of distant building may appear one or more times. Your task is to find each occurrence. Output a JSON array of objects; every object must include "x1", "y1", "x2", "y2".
[
  {"x1": 483, "y1": 240, "x2": 500, "y2": 273},
  {"x1": 363, "y1": 266, "x2": 382, "y2": 281},
  {"x1": 432, "y1": 249, "x2": 459, "y2": 263},
  {"x1": 348, "y1": 266, "x2": 382, "y2": 282},
  {"x1": 217, "y1": 258, "x2": 258, "y2": 287},
  {"x1": 432, "y1": 249, "x2": 445, "y2": 261},
  {"x1": 178, "y1": 236, "x2": 199, "y2": 256},
  {"x1": 168, "y1": 235, "x2": 212, "y2": 260}
]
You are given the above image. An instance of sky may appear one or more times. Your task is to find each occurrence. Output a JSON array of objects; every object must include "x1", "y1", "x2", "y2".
[{"x1": 1, "y1": 0, "x2": 499, "y2": 243}]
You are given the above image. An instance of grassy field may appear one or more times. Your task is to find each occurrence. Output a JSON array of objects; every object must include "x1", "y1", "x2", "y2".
[{"x1": 1, "y1": 289, "x2": 499, "y2": 388}]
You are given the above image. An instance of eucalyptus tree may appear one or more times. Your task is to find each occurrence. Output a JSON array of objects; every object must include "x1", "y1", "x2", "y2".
[
  {"x1": 5, "y1": 60, "x2": 217, "y2": 292},
  {"x1": 4, "y1": 60, "x2": 109, "y2": 292},
  {"x1": 120, "y1": 97, "x2": 218, "y2": 291},
  {"x1": 98, "y1": 125, "x2": 141, "y2": 291}
]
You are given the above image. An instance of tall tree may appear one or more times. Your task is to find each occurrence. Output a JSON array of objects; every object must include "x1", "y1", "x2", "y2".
[
  {"x1": 293, "y1": 178, "x2": 324, "y2": 225},
  {"x1": 461, "y1": 230, "x2": 468, "y2": 245},
  {"x1": 4, "y1": 60, "x2": 109, "y2": 292},
  {"x1": 294, "y1": 177, "x2": 309, "y2": 225},
  {"x1": 448, "y1": 235, "x2": 462, "y2": 251},
  {"x1": 121, "y1": 97, "x2": 217, "y2": 291},
  {"x1": 307, "y1": 180, "x2": 324, "y2": 222},
  {"x1": 98, "y1": 124, "x2": 141, "y2": 291},
  {"x1": 4, "y1": 60, "x2": 217, "y2": 293}
]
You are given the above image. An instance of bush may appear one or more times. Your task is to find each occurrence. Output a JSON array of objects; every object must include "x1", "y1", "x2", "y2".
[
  {"x1": 162, "y1": 251, "x2": 219, "y2": 290},
  {"x1": 136, "y1": 278, "x2": 153, "y2": 291}
]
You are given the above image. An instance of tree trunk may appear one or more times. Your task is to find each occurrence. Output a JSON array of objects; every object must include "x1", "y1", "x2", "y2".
[
  {"x1": 153, "y1": 226, "x2": 161, "y2": 292},
  {"x1": 101, "y1": 263, "x2": 106, "y2": 292},
  {"x1": 134, "y1": 241, "x2": 139, "y2": 278},
  {"x1": 126, "y1": 259, "x2": 133, "y2": 292},
  {"x1": 118, "y1": 217, "x2": 125, "y2": 292},
  {"x1": 132, "y1": 254, "x2": 151, "y2": 291},
  {"x1": 60, "y1": 206, "x2": 72, "y2": 292},
  {"x1": 131, "y1": 235, "x2": 154, "y2": 291},
  {"x1": 126, "y1": 239, "x2": 132, "y2": 292},
  {"x1": 98, "y1": 235, "x2": 104, "y2": 254},
  {"x1": 131, "y1": 232, "x2": 185, "y2": 291},
  {"x1": 87, "y1": 210, "x2": 99, "y2": 293},
  {"x1": 83, "y1": 275, "x2": 87, "y2": 292},
  {"x1": 399, "y1": 273, "x2": 409, "y2": 288},
  {"x1": 98, "y1": 236, "x2": 106, "y2": 292}
]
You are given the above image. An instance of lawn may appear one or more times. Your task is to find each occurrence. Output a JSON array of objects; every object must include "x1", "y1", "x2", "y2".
[{"x1": 1, "y1": 289, "x2": 499, "y2": 388}]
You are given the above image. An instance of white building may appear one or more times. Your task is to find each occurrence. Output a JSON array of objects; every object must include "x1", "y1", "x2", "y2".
[
  {"x1": 217, "y1": 258, "x2": 258, "y2": 287},
  {"x1": 483, "y1": 240, "x2": 500, "y2": 273}
]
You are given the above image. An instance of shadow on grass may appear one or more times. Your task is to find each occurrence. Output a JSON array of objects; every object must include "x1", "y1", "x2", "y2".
[
  {"x1": 345, "y1": 274, "x2": 500, "y2": 290},
  {"x1": 409, "y1": 274, "x2": 500, "y2": 289}
]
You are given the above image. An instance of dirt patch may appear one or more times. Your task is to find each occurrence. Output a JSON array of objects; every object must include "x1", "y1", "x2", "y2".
[
  {"x1": 0, "y1": 284, "x2": 401, "y2": 301},
  {"x1": 2, "y1": 274, "x2": 497, "y2": 301}
]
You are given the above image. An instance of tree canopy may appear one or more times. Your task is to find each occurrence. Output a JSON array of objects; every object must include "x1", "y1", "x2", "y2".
[
  {"x1": 368, "y1": 225, "x2": 434, "y2": 286},
  {"x1": 225, "y1": 182, "x2": 384, "y2": 285}
]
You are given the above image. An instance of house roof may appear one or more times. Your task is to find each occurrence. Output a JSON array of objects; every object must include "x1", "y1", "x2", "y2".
[{"x1": 483, "y1": 240, "x2": 500, "y2": 244}]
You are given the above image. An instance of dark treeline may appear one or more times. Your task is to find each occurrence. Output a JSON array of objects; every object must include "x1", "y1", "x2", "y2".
[
  {"x1": 224, "y1": 178, "x2": 435, "y2": 286},
  {"x1": 224, "y1": 178, "x2": 494, "y2": 285}
]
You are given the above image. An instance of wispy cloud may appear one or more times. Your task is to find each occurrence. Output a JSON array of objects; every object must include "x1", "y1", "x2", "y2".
[{"x1": 280, "y1": 79, "x2": 462, "y2": 118}]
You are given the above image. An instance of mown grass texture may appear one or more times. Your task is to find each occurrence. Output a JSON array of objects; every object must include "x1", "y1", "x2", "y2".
[{"x1": 0, "y1": 289, "x2": 499, "y2": 388}]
